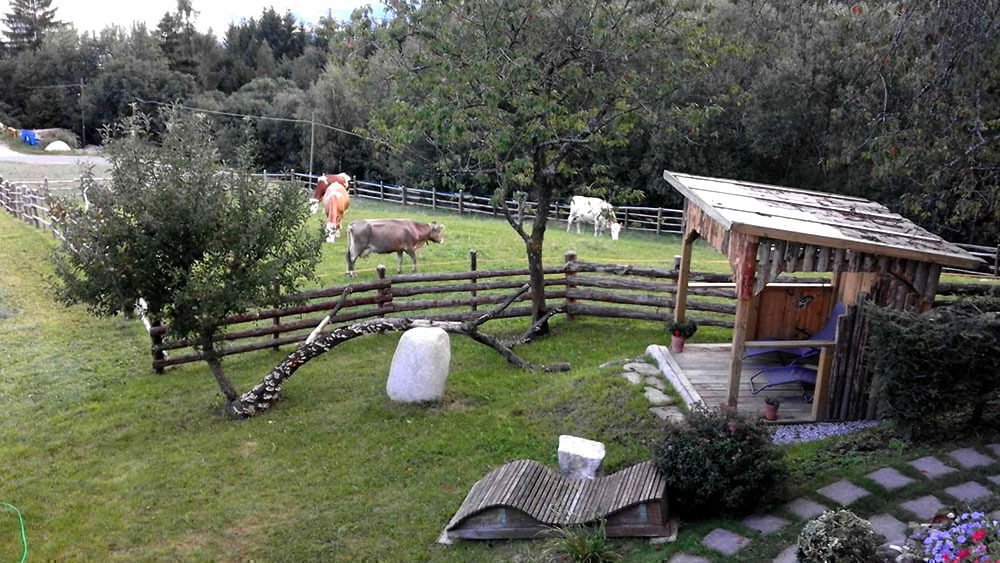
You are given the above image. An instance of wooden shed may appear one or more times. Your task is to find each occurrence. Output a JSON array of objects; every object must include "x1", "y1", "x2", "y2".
[{"x1": 663, "y1": 171, "x2": 984, "y2": 421}]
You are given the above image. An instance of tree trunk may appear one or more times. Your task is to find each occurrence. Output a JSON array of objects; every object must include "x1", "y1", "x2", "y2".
[
  {"x1": 200, "y1": 335, "x2": 239, "y2": 401},
  {"x1": 526, "y1": 175, "x2": 554, "y2": 333}
]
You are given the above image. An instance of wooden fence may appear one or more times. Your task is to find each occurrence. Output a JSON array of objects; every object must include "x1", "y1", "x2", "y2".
[
  {"x1": 267, "y1": 171, "x2": 686, "y2": 236},
  {"x1": 149, "y1": 251, "x2": 746, "y2": 371}
]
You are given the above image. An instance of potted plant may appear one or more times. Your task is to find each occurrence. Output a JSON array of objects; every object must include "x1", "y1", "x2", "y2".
[
  {"x1": 666, "y1": 319, "x2": 698, "y2": 353},
  {"x1": 763, "y1": 396, "x2": 780, "y2": 421}
]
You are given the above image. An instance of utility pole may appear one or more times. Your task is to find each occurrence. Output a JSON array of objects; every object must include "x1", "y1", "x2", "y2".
[
  {"x1": 308, "y1": 109, "x2": 316, "y2": 178},
  {"x1": 79, "y1": 78, "x2": 85, "y2": 146}
]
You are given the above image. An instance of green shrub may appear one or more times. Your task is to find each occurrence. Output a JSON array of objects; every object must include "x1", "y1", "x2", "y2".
[
  {"x1": 652, "y1": 406, "x2": 788, "y2": 516},
  {"x1": 797, "y1": 510, "x2": 880, "y2": 563},
  {"x1": 868, "y1": 298, "x2": 1000, "y2": 439},
  {"x1": 541, "y1": 522, "x2": 622, "y2": 563}
]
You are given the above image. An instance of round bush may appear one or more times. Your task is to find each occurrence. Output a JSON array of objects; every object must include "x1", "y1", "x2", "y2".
[
  {"x1": 652, "y1": 406, "x2": 787, "y2": 516},
  {"x1": 797, "y1": 510, "x2": 880, "y2": 563}
]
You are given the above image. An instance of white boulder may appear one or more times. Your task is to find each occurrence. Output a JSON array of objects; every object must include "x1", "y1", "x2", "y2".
[
  {"x1": 44, "y1": 140, "x2": 71, "y2": 152},
  {"x1": 558, "y1": 435, "x2": 606, "y2": 480},
  {"x1": 386, "y1": 327, "x2": 451, "y2": 403}
]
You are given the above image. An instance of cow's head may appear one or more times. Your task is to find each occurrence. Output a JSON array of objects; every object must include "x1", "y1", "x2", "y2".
[
  {"x1": 428, "y1": 222, "x2": 446, "y2": 243},
  {"x1": 610, "y1": 222, "x2": 622, "y2": 241}
]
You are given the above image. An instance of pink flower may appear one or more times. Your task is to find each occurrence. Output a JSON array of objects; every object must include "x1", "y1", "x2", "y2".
[{"x1": 972, "y1": 528, "x2": 987, "y2": 542}]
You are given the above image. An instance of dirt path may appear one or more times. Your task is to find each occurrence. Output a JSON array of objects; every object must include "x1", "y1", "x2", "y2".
[{"x1": 0, "y1": 142, "x2": 109, "y2": 166}]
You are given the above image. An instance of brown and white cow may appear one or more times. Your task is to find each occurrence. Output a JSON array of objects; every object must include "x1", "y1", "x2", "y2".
[
  {"x1": 346, "y1": 219, "x2": 445, "y2": 276},
  {"x1": 310, "y1": 173, "x2": 352, "y2": 242}
]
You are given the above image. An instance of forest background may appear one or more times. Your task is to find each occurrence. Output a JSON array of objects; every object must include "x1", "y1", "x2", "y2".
[{"x1": 1, "y1": 0, "x2": 996, "y2": 246}]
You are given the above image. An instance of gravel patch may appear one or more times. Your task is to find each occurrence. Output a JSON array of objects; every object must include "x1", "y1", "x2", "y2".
[{"x1": 771, "y1": 420, "x2": 882, "y2": 445}]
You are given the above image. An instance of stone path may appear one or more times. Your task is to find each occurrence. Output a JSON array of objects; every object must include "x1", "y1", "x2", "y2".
[
  {"x1": 613, "y1": 359, "x2": 685, "y2": 422},
  {"x1": 602, "y1": 355, "x2": 1000, "y2": 561},
  {"x1": 680, "y1": 446, "x2": 1000, "y2": 561}
]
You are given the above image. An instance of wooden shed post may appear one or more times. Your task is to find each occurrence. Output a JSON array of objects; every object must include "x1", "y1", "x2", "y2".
[
  {"x1": 673, "y1": 232, "x2": 696, "y2": 323},
  {"x1": 727, "y1": 235, "x2": 760, "y2": 409}
]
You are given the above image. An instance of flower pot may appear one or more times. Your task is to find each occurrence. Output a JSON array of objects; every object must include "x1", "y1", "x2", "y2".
[
  {"x1": 763, "y1": 403, "x2": 779, "y2": 421},
  {"x1": 670, "y1": 335, "x2": 685, "y2": 353}
]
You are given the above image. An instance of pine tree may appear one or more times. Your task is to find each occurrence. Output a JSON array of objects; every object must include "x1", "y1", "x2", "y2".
[{"x1": 3, "y1": 0, "x2": 62, "y2": 53}]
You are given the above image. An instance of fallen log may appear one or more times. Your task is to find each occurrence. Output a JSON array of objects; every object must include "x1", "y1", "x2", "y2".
[{"x1": 228, "y1": 285, "x2": 569, "y2": 418}]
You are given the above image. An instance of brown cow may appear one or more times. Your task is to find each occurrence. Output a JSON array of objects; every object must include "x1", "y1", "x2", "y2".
[
  {"x1": 310, "y1": 173, "x2": 352, "y2": 242},
  {"x1": 346, "y1": 219, "x2": 445, "y2": 276}
]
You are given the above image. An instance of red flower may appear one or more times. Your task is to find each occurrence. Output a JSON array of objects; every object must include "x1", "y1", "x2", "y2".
[
  {"x1": 852, "y1": 5, "x2": 863, "y2": 15},
  {"x1": 972, "y1": 528, "x2": 987, "y2": 542},
  {"x1": 673, "y1": 330, "x2": 681, "y2": 337},
  {"x1": 957, "y1": 548, "x2": 970, "y2": 559}
]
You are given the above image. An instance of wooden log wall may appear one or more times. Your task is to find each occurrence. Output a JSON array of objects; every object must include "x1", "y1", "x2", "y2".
[{"x1": 826, "y1": 295, "x2": 874, "y2": 420}]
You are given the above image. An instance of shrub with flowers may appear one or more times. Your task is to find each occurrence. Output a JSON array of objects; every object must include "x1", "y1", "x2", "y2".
[
  {"x1": 666, "y1": 319, "x2": 698, "y2": 339},
  {"x1": 920, "y1": 512, "x2": 1000, "y2": 562}
]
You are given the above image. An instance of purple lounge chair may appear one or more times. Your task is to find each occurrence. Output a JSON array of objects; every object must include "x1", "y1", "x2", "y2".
[{"x1": 745, "y1": 302, "x2": 846, "y2": 397}]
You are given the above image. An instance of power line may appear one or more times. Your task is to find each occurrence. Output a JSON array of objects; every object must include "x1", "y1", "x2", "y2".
[{"x1": 132, "y1": 97, "x2": 383, "y2": 145}]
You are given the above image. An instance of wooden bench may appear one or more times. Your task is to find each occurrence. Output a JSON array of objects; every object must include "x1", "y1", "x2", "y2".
[{"x1": 444, "y1": 459, "x2": 669, "y2": 540}]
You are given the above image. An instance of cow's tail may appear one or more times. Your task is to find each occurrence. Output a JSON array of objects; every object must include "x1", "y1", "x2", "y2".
[{"x1": 345, "y1": 223, "x2": 357, "y2": 276}]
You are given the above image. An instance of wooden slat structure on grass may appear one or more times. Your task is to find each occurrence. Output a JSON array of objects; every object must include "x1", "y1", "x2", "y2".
[
  {"x1": 444, "y1": 460, "x2": 669, "y2": 540},
  {"x1": 664, "y1": 170, "x2": 985, "y2": 421}
]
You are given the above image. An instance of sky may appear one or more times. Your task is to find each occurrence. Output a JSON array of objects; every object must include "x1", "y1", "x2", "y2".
[{"x1": 48, "y1": 0, "x2": 380, "y2": 37}]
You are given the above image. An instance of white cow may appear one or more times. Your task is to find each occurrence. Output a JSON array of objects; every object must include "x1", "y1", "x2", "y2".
[{"x1": 566, "y1": 196, "x2": 622, "y2": 240}]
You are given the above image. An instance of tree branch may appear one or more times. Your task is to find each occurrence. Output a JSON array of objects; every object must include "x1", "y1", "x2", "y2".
[{"x1": 228, "y1": 288, "x2": 569, "y2": 419}]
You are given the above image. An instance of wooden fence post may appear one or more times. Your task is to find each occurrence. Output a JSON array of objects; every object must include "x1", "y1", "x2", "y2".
[
  {"x1": 432, "y1": 186, "x2": 437, "y2": 209},
  {"x1": 470, "y1": 249, "x2": 478, "y2": 312},
  {"x1": 376, "y1": 265, "x2": 392, "y2": 314},
  {"x1": 564, "y1": 250, "x2": 577, "y2": 321},
  {"x1": 272, "y1": 282, "x2": 282, "y2": 351},
  {"x1": 656, "y1": 208, "x2": 663, "y2": 235},
  {"x1": 401, "y1": 184, "x2": 407, "y2": 206},
  {"x1": 151, "y1": 320, "x2": 166, "y2": 374},
  {"x1": 458, "y1": 191, "x2": 464, "y2": 214},
  {"x1": 994, "y1": 244, "x2": 999, "y2": 277},
  {"x1": 379, "y1": 180, "x2": 385, "y2": 201},
  {"x1": 622, "y1": 207, "x2": 629, "y2": 230}
]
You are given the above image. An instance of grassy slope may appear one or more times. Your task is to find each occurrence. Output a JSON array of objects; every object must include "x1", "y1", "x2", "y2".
[
  {"x1": 3, "y1": 177, "x2": 996, "y2": 560},
  {"x1": 0, "y1": 199, "x2": 727, "y2": 561}
]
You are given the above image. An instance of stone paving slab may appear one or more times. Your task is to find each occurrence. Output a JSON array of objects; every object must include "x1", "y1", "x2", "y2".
[
  {"x1": 644, "y1": 376, "x2": 665, "y2": 390},
  {"x1": 817, "y1": 479, "x2": 870, "y2": 506},
  {"x1": 644, "y1": 386, "x2": 674, "y2": 405},
  {"x1": 620, "y1": 372, "x2": 642, "y2": 385},
  {"x1": 948, "y1": 447, "x2": 996, "y2": 469},
  {"x1": 987, "y1": 443, "x2": 1000, "y2": 459},
  {"x1": 900, "y1": 495, "x2": 945, "y2": 521},
  {"x1": 866, "y1": 467, "x2": 916, "y2": 491},
  {"x1": 786, "y1": 497, "x2": 828, "y2": 520},
  {"x1": 668, "y1": 554, "x2": 711, "y2": 563},
  {"x1": 988, "y1": 475, "x2": 1000, "y2": 486},
  {"x1": 909, "y1": 456, "x2": 958, "y2": 479},
  {"x1": 701, "y1": 528, "x2": 751, "y2": 556},
  {"x1": 773, "y1": 545, "x2": 798, "y2": 563},
  {"x1": 649, "y1": 406, "x2": 684, "y2": 422},
  {"x1": 741, "y1": 514, "x2": 790, "y2": 535},
  {"x1": 623, "y1": 362, "x2": 662, "y2": 377},
  {"x1": 944, "y1": 481, "x2": 992, "y2": 502},
  {"x1": 869, "y1": 513, "x2": 907, "y2": 545}
]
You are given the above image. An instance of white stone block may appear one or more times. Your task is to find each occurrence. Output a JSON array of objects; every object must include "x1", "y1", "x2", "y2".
[
  {"x1": 558, "y1": 435, "x2": 606, "y2": 480},
  {"x1": 386, "y1": 327, "x2": 451, "y2": 403}
]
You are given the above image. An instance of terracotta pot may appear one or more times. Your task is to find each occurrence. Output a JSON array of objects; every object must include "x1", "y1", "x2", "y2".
[
  {"x1": 670, "y1": 335, "x2": 685, "y2": 353},
  {"x1": 763, "y1": 403, "x2": 779, "y2": 421}
]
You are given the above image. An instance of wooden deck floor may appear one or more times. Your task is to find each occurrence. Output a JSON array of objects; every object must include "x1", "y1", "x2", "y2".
[{"x1": 650, "y1": 344, "x2": 816, "y2": 422}]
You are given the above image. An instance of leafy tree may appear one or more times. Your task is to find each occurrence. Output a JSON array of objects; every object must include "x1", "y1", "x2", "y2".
[
  {"x1": 51, "y1": 108, "x2": 323, "y2": 403},
  {"x1": 371, "y1": 0, "x2": 694, "y2": 327},
  {"x1": 3, "y1": 0, "x2": 61, "y2": 53}
]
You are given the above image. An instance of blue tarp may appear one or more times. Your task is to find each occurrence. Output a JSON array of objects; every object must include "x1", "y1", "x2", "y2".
[{"x1": 18, "y1": 130, "x2": 38, "y2": 145}]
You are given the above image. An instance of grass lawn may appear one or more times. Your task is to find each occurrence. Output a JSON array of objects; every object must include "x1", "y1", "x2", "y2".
[{"x1": 3, "y1": 177, "x2": 998, "y2": 561}]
